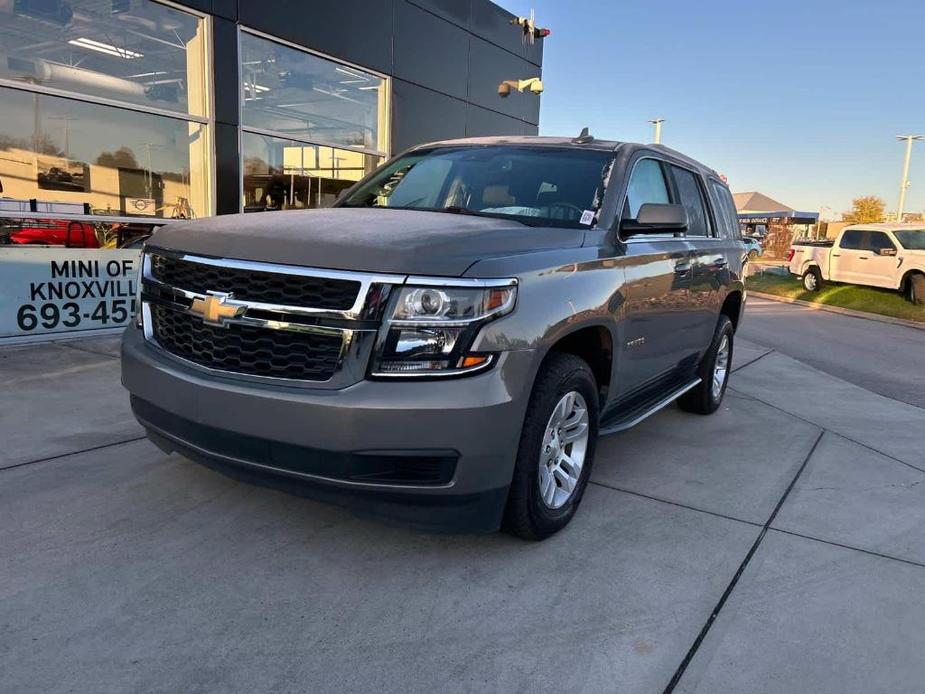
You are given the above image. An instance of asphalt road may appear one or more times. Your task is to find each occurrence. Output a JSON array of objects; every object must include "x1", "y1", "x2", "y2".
[{"x1": 740, "y1": 296, "x2": 925, "y2": 409}]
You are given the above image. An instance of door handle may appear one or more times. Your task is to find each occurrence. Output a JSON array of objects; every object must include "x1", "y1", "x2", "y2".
[
  {"x1": 832, "y1": 253, "x2": 840, "y2": 257},
  {"x1": 859, "y1": 256, "x2": 868, "y2": 260}
]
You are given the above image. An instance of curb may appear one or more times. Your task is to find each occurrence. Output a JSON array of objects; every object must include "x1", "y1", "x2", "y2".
[{"x1": 749, "y1": 291, "x2": 925, "y2": 331}]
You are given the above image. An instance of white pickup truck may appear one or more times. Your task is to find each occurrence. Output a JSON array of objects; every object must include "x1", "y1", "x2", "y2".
[{"x1": 788, "y1": 223, "x2": 925, "y2": 304}]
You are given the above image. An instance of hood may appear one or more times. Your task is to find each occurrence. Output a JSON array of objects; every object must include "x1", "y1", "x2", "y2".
[{"x1": 147, "y1": 208, "x2": 586, "y2": 276}]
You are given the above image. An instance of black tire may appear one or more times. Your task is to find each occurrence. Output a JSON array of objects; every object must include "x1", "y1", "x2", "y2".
[
  {"x1": 503, "y1": 353, "x2": 599, "y2": 541},
  {"x1": 678, "y1": 315, "x2": 734, "y2": 415},
  {"x1": 748, "y1": 249, "x2": 758, "y2": 260},
  {"x1": 802, "y1": 267, "x2": 823, "y2": 292},
  {"x1": 908, "y1": 274, "x2": 925, "y2": 305}
]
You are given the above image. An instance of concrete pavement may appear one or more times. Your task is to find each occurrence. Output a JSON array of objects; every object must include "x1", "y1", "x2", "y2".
[
  {"x1": 740, "y1": 296, "x2": 925, "y2": 408},
  {"x1": 2, "y1": 329, "x2": 925, "y2": 693}
]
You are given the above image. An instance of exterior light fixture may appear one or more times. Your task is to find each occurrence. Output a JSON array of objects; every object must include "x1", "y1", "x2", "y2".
[{"x1": 510, "y1": 9, "x2": 551, "y2": 44}]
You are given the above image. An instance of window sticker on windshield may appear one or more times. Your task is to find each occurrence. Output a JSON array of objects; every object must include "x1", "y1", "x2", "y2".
[{"x1": 579, "y1": 210, "x2": 595, "y2": 225}]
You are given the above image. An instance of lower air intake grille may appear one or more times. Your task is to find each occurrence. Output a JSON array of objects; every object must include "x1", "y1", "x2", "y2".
[{"x1": 151, "y1": 306, "x2": 343, "y2": 381}]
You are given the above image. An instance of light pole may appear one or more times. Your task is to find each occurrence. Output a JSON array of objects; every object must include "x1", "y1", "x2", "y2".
[
  {"x1": 896, "y1": 135, "x2": 924, "y2": 222},
  {"x1": 648, "y1": 118, "x2": 664, "y2": 144}
]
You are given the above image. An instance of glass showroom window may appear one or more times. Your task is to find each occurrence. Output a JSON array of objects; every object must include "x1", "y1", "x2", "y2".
[
  {"x1": 0, "y1": 87, "x2": 211, "y2": 221},
  {"x1": 240, "y1": 30, "x2": 388, "y2": 212},
  {"x1": 0, "y1": 0, "x2": 211, "y2": 220},
  {"x1": 0, "y1": 0, "x2": 209, "y2": 117},
  {"x1": 0, "y1": 0, "x2": 211, "y2": 342},
  {"x1": 243, "y1": 132, "x2": 381, "y2": 211}
]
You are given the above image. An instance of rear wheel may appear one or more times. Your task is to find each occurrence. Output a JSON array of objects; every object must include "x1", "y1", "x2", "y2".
[
  {"x1": 802, "y1": 267, "x2": 822, "y2": 292},
  {"x1": 748, "y1": 249, "x2": 758, "y2": 260},
  {"x1": 908, "y1": 274, "x2": 925, "y2": 305},
  {"x1": 503, "y1": 353, "x2": 599, "y2": 540},
  {"x1": 678, "y1": 315, "x2": 734, "y2": 415}
]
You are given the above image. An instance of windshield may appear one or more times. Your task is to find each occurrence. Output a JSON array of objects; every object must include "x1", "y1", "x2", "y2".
[
  {"x1": 339, "y1": 145, "x2": 615, "y2": 228},
  {"x1": 894, "y1": 229, "x2": 925, "y2": 250}
]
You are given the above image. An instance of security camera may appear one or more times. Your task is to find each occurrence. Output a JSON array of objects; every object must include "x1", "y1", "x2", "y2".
[{"x1": 497, "y1": 78, "x2": 543, "y2": 98}]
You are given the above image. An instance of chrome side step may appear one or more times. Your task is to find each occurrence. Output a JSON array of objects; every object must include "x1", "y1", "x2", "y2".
[{"x1": 598, "y1": 378, "x2": 702, "y2": 436}]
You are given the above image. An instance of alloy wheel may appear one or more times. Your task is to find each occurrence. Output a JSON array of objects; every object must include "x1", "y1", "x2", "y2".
[
  {"x1": 538, "y1": 391, "x2": 590, "y2": 509},
  {"x1": 711, "y1": 334, "x2": 730, "y2": 400}
]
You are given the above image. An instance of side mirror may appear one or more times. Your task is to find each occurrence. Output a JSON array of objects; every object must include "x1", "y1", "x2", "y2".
[
  {"x1": 621, "y1": 203, "x2": 689, "y2": 237},
  {"x1": 878, "y1": 247, "x2": 897, "y2": 256}
]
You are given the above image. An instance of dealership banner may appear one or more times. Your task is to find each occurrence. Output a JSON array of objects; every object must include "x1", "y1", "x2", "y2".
[{"x1": 0, "y1": 248, "x2": 140, "y2": 339}]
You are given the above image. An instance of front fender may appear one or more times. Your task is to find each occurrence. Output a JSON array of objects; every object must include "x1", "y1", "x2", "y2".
[{"x1": 469, "y1": 251, "x2": 626, "y2": 398}]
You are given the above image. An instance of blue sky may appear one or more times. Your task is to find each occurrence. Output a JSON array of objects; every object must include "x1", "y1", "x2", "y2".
[{"x1": 504, "y1": 0, "x2": 925, "y2": 216}]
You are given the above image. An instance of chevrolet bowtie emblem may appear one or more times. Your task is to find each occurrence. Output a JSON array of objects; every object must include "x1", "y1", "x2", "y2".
[{"x1": 189, "y1": 291, "x2": 244, "y2": 326}]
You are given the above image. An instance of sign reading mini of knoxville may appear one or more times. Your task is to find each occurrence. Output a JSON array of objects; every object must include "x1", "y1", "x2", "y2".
[{"x1": 0, "y1": 247, "x2": 140, "y2": 338}]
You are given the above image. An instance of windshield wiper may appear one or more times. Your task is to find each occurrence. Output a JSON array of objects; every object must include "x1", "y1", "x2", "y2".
[
  {"x1": 437, "y1": 206, "x2": 541, "y2": 225},
  {"x1": 440, "y1": 205, "x2": 490, "y2": 217}
]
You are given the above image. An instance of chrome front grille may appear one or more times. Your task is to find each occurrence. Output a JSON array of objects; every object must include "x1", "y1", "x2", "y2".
[
  {"x1": 141, "y1": 250, "x2": 403, "y2": 386},
  {"x1": 151, "y1": 254, "x2": 360, "y2": 310}
]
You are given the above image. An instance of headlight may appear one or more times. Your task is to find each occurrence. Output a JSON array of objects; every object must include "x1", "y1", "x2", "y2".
[{"x1": 371, "y1": 279, "x2": 517, "y2": 377}]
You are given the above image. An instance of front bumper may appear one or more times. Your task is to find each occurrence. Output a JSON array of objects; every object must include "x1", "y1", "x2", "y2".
[{"x1": 121, "y1": 327, "x2": 537, "y2": 531}]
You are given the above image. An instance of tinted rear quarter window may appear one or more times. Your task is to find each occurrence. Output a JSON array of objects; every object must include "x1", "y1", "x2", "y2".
[
  {"x1": 709, "y1": 181, "x2": 741, "y2": 239},
  {"x1": 839, "y1": 230, "x2": 864, "y2": 249},
  {"x1": 670, "y1": 166, "x2": 711, "y2": 237}
]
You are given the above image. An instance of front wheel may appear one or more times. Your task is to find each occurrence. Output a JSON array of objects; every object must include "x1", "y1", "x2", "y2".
[
  {"x1": 503, "y1": 353, "x2": 599, "y2": 540},
  {"x1": 678, "y1": 315, "x2": 734, "y2": 415},
  {"x1": 908, "y1": 274, "x2": 925, "y2": 305},
  {"x1": 802, "y1": 267, "x2": 823, "y2": 292},
  {"x1": 748, "y1": 249, "x2": 758, "y2": 260}
]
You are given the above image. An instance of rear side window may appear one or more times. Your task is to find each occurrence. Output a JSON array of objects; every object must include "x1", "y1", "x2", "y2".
[
  {"x1": 840, "y1": 230, "x2": 864, "y2": 249},
  {"x1": 709, "y1": 181, "x2": 741, "y2": 239},
  {"x1": 625, "y1": 159, "x2": 670, "y2": 218},
  {"x1": 866, "y1": 232, "x2": 896, "y2": 251},
  {"x1": 669, "y1": 166, "x2": 711, "y2": 237}
]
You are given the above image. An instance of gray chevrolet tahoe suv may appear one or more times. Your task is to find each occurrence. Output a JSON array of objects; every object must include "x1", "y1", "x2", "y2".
[{"x1": 122, "y1": 134, "x2": 745, "y2": 539}]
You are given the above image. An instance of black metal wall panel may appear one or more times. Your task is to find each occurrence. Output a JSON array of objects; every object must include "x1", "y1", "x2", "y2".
[
  {"x1": 467, "y1": 36, "x2": 541, "y2": 124},
  {"x1": 393, "y1": 1, "x2": 469, "y2": 101},
  {"x1": 466, "y1": 104, "x2": 532, "y2": 138},
  {"x1": 407, "y1": 0, "x2": 471, "y2": 28},
  {"x1": 211, "y1": 0, "x2": 237, "y2": 20},
  {"x1": 470, "y1": 0, "x2": 543, "y2": 66},
  {"x1": 173, "y1": 0, "x2": 211, "y2": 14},
  {"x1": 214, "y1": 122, "x2": 241, "y2": 215},
  {"x1": 391, "y1": 80, "x2": 467, "y2": 152},
  {"x1": 212, "y1": 16, "x2": 239, "y2": 126},
  {"x1": 237, "y1": 0, "x2": 394, "y2": 75}
]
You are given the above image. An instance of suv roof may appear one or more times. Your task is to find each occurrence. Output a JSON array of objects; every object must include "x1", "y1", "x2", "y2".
[{"x1": 410, "y1": 135, "x2": 723, "y2": 181}]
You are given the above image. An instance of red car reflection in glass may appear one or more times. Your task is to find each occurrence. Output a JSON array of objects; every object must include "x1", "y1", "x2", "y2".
[{"x1": 10, "y1": 220, "x2": 99, "y2": 248}]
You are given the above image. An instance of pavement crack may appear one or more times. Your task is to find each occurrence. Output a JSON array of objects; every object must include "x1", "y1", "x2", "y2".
[
  {"x1": 58, "y1": 342, "x2": 119, "y2": 359},
  {"x1": 769, "y1": 528, "x2": 925, "y2": 570},
  {"x1": 731, "y1": 348, "x2": 775, "y2": 373},
  {"x1": 0, "y1": 436, "x2": 147, "y2": 473},
  {"x1": 661, "y1": 429, "x2": 826, "y2": 694},
  {"x1": 589, "y1": 480, "x2": 761, "y2": 528},
  {"x1": 727, "y1": 387, "x2": 925, "y2": 476}
]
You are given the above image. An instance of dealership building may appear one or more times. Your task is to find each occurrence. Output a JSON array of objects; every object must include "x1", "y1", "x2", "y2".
[{"x1": 0, "y1": 0, "x2": 544, "y2": 341}]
